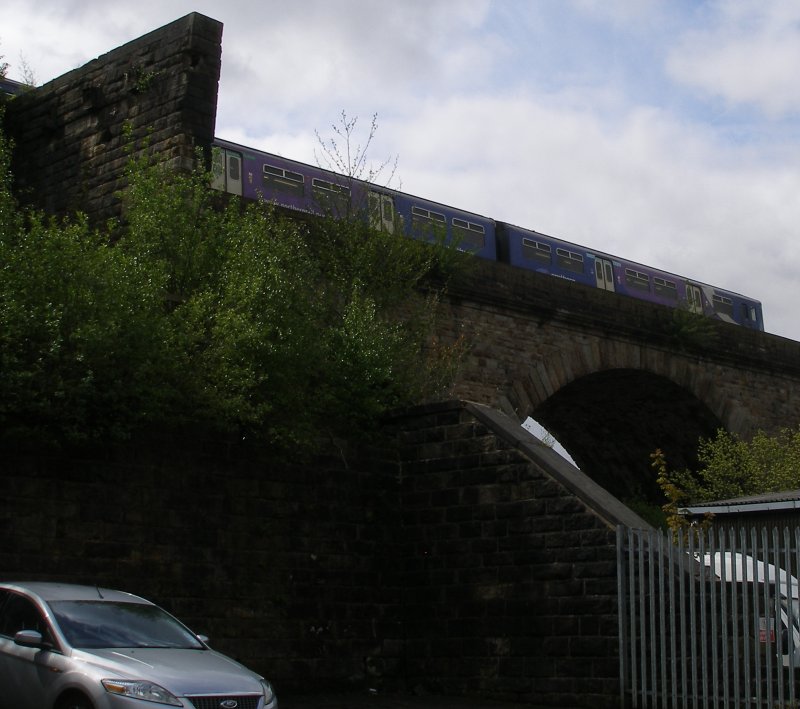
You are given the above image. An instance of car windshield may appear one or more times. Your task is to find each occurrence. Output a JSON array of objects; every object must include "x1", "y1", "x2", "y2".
[{"x1": 48, "y1": 601, "x2": 205, "y2": 650}]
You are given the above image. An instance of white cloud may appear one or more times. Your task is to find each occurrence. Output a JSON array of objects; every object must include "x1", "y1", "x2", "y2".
[
  {"x1": 215, "y1": 0, "x2": 499, "y2": 138},
  {"x1": 667, "y1": 1, "x2": 800, "y2": 117}
]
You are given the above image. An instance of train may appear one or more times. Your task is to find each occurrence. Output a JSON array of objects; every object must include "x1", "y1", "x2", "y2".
[
  {"x1": 0, "y1": 77, "x2": 24, "y2": 97},
  {"x1": 217, "y1": 137, "x2": 764, "y2": 331}
]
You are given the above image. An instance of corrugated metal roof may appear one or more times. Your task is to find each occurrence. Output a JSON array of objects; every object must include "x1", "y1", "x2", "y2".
[{"x1": 678, "y1": 488, "x2": 800, "y2": 516}]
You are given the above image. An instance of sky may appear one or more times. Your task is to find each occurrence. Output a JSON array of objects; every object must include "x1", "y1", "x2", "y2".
[{"x1": 3, "y1": 0, "x2": 800, "y2": 342}]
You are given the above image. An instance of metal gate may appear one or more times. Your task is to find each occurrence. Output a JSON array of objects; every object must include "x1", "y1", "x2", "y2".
[{"x1": 617, "y1": 525, "x2": 800, "y2": 709}]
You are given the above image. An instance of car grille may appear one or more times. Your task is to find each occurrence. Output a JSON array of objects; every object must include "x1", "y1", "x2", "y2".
[{"x1": 185, "y1": 696, "x2": 261, "y2": 709}]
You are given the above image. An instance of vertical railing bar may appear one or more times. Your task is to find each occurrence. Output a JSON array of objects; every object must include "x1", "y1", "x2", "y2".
[
  {"x1": 678, "y1": 533, "x2": 688, "y2": 709},
  {"x1": 618, "y1": 526, "x2": 629, "y2": 709},
  {"x1": 718, "y1": 527, "x2": 731, "y2": 709},
  {"x1": 639, "y1": 529, "x2": 648, "y2": 707},
  {"x1": 761, "y1": 528, "x2": 774, "y2": 709},
  {"x1": 751, "y1": 527, "x2": 763, "y2": 709},
  {"x1": 793, "y1": 526, "x2": 800, "y2": 705},
  {"x1": 629, "y1": 527, "x2": 640, "y2": 708},
  {"x1": 739, "y1": 528, "x2": 751, "y2": 709},
  {"x1": 788, "y1": 526, "x2": 799, "y2": 706},
  {"x1": 688, "y1": 532, "x2": 699, "y2": 709},
  {"x1": 669, "y1": 532, "x2": 679, "y2": 709},
  {"x1": 649, "y1": 529, "x2": 658, "y2": 707},
  {"x1": 719, "y1": 527, "x2": 738, "y2": 709},
  {"x1": 699, "y1": 530, "x2": 709, "y2": 709},
  {"x1": 772, "y1": 528, "x2": 783, "y2": 709},
  {"x1": 659, "y1": 531, "x2": 668, "y2": 709},
  {"x1": 723, "y1": 528, "x2": 733, "y2": 709},
  {"x1": 708, "y1": 528, "x2": 719, "y2": 709},
  {"x1": 781, "y1": 526, "x2": 792, "y2": 706}
]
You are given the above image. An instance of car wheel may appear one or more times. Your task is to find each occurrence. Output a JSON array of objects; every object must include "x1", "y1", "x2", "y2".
[{"x1": 56, "y1": 693, "x2": 95, "y2": 709}]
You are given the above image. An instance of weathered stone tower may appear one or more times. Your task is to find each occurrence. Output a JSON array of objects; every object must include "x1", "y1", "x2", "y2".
[{"x1": 3, "y1": 13, "x2": 222, "y2": 223}]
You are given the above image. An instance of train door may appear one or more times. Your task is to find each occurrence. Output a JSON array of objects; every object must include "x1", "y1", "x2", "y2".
[
  {"x1": 369, "y1": 191, "x2": 395, "y2": 234},
  {"x1": 595, "y1": 257, "x2": 615, "y2": 291},
  {"x1": 211, "y1": 147, "x2": 243, "y2": 196},
  {"x1": 686, "y1": 283, "x2": 704, "y2": 315}
]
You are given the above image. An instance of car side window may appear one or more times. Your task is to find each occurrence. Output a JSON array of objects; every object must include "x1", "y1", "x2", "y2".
[{"x1": 0, "y1": 594, "x2": 55, "y2": 646}]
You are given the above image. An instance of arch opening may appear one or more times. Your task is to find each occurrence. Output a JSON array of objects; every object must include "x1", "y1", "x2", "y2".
[{"x1": 530, "y1": 368, "x2": 722, "y2": 506}]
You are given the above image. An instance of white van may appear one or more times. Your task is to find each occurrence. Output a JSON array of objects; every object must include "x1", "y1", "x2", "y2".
[{"x1": 702, "y1": 551, "x2": 800, "y2": 669}]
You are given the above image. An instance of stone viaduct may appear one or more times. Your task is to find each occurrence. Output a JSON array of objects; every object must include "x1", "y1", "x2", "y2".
[
  {"x1": 3, "y1": 12, "x2": 800, "y2": 708},
  {"x1": 435, "y1": 258, "x2": 800, "y2": 503}
]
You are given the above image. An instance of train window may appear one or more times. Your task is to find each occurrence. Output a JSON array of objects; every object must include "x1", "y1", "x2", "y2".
[
  {"x1": 312, "y1": 177, "x2": 351, "y2": 213},
  {"x1": 522, "y1": 239, "x2": 551, "y2": 264},
  {"x1": 263, "y1": 164, "x2": 304, "y2": 198},
  {"x1": 312, "y1": 178, "x2": 350, "y2": 196},
  {"x1": 653, "y1": 277, "x2": 678, "y2": 300},
  {"x1": 624, "y1": 268, "x2": 650, "y2": 292},
  {"x1": 411, "y1": 206, "x2": 447, "y2": 240},
  {"x1": 412, "y1": 206, "x2": 446, "y2": 223},
  {"x1": 556, "y1": 247, "x2": 584, "y2": 274},
  {"x1": 740, "y1": 303, "x2": 749, "y2": 321},
  {"x1": 452, "y1": 218, "x2": 485, "y2": 250},
  {"x1": 741, "y1": 303, "x2": 757, "y2": 321},
  {"x1": 228, "y1": 155, "x2": 241, "y2": 182},
  {"x1": 713, "y1": 294, "x2": 734, "y2": 317}
]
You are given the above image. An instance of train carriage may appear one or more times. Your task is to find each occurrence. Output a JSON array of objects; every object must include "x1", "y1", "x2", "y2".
[
  {"x1": 212, "y1": 138, "x2": 497, "y2": 260},
  {"x1": 498, "y1": 221, "x2": 764, "y2": 330}
]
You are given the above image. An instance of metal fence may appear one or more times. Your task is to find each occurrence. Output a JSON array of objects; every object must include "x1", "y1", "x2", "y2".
[{"x1": 617, "y1": 525, "x2": 800, "y2": 709}]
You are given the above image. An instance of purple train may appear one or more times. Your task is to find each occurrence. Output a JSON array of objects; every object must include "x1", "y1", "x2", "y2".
[
  {"x1": 212, "y1": 138, "x2": 764, "y2": 331},
  {"x1": 0, "y1": 77, "x2": 25, "y2": 97}
]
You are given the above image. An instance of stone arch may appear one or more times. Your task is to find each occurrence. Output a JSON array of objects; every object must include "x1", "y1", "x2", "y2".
[
  {"x1": 440, "y1": 259, "x2": 800, "y2": 505},
  {"x1": 505, "y1": 343, "x2": 736, "y2": 504}
]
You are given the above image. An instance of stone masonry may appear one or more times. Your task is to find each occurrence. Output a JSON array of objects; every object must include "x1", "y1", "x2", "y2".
[{"x1": 3, "y1": 13, "x2": 222, "y2": 223}]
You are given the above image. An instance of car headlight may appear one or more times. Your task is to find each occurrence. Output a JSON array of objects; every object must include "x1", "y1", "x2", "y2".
[
  {"x1": 102, "y1": 679, "x2": 183, "y2": 706},
  {"x1": 260, "y1": 678, "x2": 275, "y2": 704}
]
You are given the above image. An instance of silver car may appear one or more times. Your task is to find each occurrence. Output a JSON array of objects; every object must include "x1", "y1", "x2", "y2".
[{"x1": 0, "y1": 582, "x2": 277, "y2": 709}]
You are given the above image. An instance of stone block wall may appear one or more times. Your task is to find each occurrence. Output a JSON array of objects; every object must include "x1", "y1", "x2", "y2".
[
  {"x1": 1, "y1": 402, "x2": 624, "y2": 707},
  {"x1": 3, "y1": 12, "x2": 222, "y2": 223},
  {"x1": 386, "y1": 401, "x2": 620, "y2": 708},
  {"x1": 0, "y1": 432, "x2": 404, "y2": 694}
]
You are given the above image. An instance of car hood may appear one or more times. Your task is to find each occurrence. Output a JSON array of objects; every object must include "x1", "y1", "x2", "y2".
[{"x1": 74, "y1": 647, "x2": 264, "y2": 695}]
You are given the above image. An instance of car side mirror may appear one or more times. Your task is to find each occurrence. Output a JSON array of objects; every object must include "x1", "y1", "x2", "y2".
[{"x1": 14, "y1": 629, "x2": 44, "y2": 648}]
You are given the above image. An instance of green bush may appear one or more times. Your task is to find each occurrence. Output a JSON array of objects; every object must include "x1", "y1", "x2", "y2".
[{"x1": 0, "y1": 131, "x2": 466, "y2": 451}]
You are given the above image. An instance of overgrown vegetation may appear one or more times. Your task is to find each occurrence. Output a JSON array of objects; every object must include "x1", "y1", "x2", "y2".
[
  {"x1": 661, "y1": 304, "x2": 718, "y2": 349},
  {"x1": 655, "y1": 427, "x2": 800, "y2": 534},
  {"x1": 0, "y1": 118, "x2": 468, "y2": 452}
]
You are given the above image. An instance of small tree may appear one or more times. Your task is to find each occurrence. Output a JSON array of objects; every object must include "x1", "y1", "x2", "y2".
[{"x1": 315, "y1": 111, "x2": 398, "y2": 188}]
